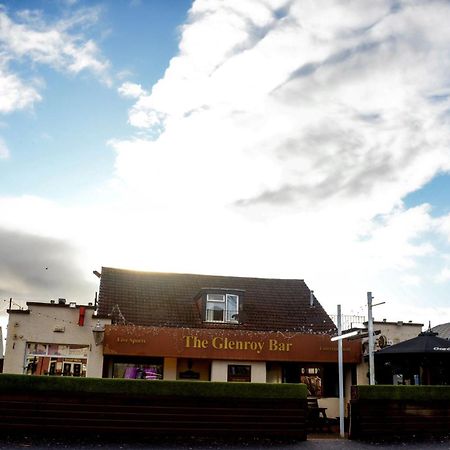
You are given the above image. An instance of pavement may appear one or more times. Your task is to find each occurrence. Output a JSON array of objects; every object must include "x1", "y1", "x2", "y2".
[{"x1": 1, "y1": 434, "x2": 450, "y2": 450}]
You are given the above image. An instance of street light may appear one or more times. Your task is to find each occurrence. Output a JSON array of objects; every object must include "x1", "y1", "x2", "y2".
[
  {"x1": 92, "y1": 321, "x2": 105, "y2": 346},
  {"x1": 330, "y1": 329, "x2": 359, "y2": 341}
]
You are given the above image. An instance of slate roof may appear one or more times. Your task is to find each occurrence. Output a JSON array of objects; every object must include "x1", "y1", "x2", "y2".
[
  {"x1": 432, "y1": 323, "x2": 450, "y2": 340},
  {"x1": 97, "y1": 267, "x2": 336, "y2": 334}
]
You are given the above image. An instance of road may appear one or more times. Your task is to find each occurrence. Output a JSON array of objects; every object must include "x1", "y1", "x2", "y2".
[{"x1": 1, "y1": 436, "x2": 450, "y2": 450}]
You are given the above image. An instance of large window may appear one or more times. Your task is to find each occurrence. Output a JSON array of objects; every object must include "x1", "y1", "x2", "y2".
[
  {"x1": 205, "y1": 293, "x2": 239, "y2": 323},
  {"x1": 25, "y1": 342, "x2": 89, "y2": 377},
  {"x1": 111, "y1": 358, "x2": 164, "y2": 380}
]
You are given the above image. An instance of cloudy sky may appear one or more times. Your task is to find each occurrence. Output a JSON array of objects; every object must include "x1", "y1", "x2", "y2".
[{"x1": 1, "y1": 0, "x2": 450, "y2": 335}]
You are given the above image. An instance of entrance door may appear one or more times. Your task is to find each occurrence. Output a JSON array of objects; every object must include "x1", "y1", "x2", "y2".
[
  {"x1": 73, "y1": 363, "x2": 82, "y2": 377},
  {"x1": 63, "y1": 363, "x2": 72, "y2": 376}
]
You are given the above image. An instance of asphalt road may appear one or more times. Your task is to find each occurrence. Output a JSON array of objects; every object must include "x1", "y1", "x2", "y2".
[{"x1": 1, "y1": 436, "x2": 450, "y2": 450}]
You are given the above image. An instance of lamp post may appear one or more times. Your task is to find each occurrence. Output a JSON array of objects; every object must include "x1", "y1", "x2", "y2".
[
  {"x1": 331, "y1": 306, "x2": 361, "y2": 438},
  {"x1": 331, "y1": 310, "x2": 367, "y2": 438},
  {"x1": 367, "y1": 292, "x2": 375, "y2": 385},
  {"x1": 367, "y1": 292, "x2": 385, "y2": 385},
  {"x1": 337, "y1": 305, "x2": 344, "y2": 438}
]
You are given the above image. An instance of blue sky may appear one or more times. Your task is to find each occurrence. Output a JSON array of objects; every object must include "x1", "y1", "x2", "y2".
[
  {"x1": 1, "y1": 0, "x2": 450, "y2": 333},
  {"x1": 1, "y1": 0, "x2": 190, "y2": 202}
]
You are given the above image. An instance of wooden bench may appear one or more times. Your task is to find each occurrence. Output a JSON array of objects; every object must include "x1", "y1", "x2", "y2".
[{"x1": 307, "y1": 397, "x2": 330, "y2": 432}]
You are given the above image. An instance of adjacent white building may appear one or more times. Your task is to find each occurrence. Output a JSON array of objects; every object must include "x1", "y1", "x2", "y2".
[
  {"x1": 3, "y1": 299, "x2": 110, "y2": 378},
  {"x1": 0, "y1": 326, "x2": 4, "y2": 373}
]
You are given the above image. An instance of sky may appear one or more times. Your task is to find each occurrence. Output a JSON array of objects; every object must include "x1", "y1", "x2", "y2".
[{"x1": 1, "y1": 0, "x2": 450, "y2": 339}]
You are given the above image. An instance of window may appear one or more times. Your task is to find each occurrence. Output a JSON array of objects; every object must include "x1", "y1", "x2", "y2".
[
  {"x1": 228, "y1": 364, "x2": 251, "y2": 382},
  {"x1": 24, "y1": 342, "x2": 89, "y2": 377},
  {"x1": 205, "y1": 293, "x2": 239, "y2": 323},
  {"x1": 300, "y1": 366, "x2": 323, "y2": 397},
  {"x1": 113, "y1": 363, "x2": 163, "y2": 380}
]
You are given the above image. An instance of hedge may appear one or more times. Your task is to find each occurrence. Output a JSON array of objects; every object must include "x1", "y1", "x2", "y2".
[
  {"x1": 353, "y1": 385, "x2": 450, "y2": 401},
  {"x1": 0, "y1": 374, "x2": 307, "y2": 400}
]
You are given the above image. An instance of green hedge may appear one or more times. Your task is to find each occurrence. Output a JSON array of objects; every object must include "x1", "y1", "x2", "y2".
[
  {"x1": 354, "y1": 385, "x2": 450, "y2": 401},
  {"x1": 0, "y1": 374, "x2": 307, "y2": 400}
]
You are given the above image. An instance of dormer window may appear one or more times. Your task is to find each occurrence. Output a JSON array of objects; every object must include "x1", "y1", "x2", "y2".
[{"x1": 206, "y1": 293, "x2": 239, "y2": 323}]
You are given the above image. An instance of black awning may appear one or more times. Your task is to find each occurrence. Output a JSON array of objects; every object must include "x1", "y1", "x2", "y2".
[{"x1": 377, "y1": 331, "x2": 450, "y2": 355}]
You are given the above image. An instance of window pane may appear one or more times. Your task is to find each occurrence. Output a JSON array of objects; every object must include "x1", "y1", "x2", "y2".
[
  {"x1": 206, "y1": 302, "x2": 225, "y2": 321},
  {"x1": 228, "y1": 364, "x2": 251, "y2": 382},
  {"x1": 226, "y1": 294, "x2": 239, "y2": 322},
  {"x1": 207, "y1": 294, "x2": 225, "y2": 302}
]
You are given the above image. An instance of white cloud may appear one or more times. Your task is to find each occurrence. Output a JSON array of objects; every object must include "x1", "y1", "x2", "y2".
[
  {"x1": 435, "y1": 268, "x2": 450, "y2": 284},
  {"x1": 116, "y1": 1, "x2": 450, "y2": 218},
  {"x1": 104, "y1": 0, "x2": 450, "y2": 325},
  {"x1": 118, "y1": 82, "x2": 146, "y2": 99},
  {"x1": 0, "y1": 66, "x2": 42, "y2": 113},
  {"x1": 0, "y1": 7, "x2": 109, "y2": 77},
  {"x1": 0, "y1": 136, "x2": 9, "y2": 159},
  {"x1": 0, "y1": 5, "x2": 111, "y2": 116},
  {"x1": 2, "y1": 0, "x2": 450, "y2": 328}
]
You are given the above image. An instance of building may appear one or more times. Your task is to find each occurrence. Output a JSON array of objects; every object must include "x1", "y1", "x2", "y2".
[
  {"x1": 0, "y1": 327, "x2": 3, "y2": 373},
  {"x1": 3, "y1": 299, "x2": 109, "y2": 378},
  {"x1": 96, "y1": 267, "x2": 361, "y2": 416},
  {"x1": 2, "y1": 267, "x2": 362, "y2": 418}
]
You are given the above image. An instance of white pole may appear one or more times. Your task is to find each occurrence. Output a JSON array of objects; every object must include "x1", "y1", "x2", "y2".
[
  {"x1": 367, "y1": 292, "x2": 375, "y2": 385},
  {"x1": 337, "y1": 304, "x2": 345, "y2": 438}
]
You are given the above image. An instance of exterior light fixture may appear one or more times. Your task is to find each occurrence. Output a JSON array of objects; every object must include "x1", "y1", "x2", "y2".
[
  {"x1": 92, "y1": 321, "x2": 105, "y2": 346},
  {"x1": 330, "y1": 329, "x2": 359, "y2": 341}
]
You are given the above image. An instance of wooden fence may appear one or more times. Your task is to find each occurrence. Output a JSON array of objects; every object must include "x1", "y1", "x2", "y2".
[
  {"x1": 349, "y1": 386, "x2": 450, "y2": 440},
  {"x1": 0, "y1": 378, "x2": 307, "y2": 440}
]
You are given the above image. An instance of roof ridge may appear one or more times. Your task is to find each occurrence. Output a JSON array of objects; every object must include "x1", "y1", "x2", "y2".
[{"x1": 101, "y1": 266, "x2": 305, "y2": 283}]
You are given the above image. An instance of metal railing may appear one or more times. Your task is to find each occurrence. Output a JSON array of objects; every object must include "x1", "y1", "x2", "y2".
[{"x1": 328, "y1": 314, "x2": 366, "y2": 332}]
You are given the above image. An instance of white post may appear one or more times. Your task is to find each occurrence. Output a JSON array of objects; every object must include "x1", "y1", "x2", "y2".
[
  {"x1": 337, "y1": 304, "x2": 345, "y2": 438},
  {"x1": 367, "y1": 292, "x2": 375, "y2": 385}
]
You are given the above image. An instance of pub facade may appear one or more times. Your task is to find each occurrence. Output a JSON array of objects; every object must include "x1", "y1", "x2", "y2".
[
  {"x1": 3, "y1": 267, "x2": 362, "y2": 418},
  {"x1": 97, "y1": 267, "x2": 361, "y2": 416}
]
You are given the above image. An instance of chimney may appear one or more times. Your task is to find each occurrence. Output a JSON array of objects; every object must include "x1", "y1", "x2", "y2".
[{"x1": 310, "y1": 290, "x2": 314, "y2": 307}]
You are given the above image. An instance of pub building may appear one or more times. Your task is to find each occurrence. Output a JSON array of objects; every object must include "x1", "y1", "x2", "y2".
[{"x1": 97, "y1": 267, "x2": 361, "y2": 417}]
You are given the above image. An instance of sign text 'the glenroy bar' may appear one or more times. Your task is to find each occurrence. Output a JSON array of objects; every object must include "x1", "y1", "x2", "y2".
[{"x1": 183, "y1": 336, "x2": 293, "y2": 354}]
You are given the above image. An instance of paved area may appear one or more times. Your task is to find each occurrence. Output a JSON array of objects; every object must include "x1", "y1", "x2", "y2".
[{"x1": 1, "y1": 435, "x2": 450, "y2": 450}]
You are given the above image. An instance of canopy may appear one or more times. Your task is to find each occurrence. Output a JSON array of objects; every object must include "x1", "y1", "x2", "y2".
[{"x1": 377, "y1": 330, "x2": 450, "y2": 355}]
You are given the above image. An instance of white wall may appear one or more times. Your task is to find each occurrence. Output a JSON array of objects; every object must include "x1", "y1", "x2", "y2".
[
  {"x1": 3, "y1": 303, "x2": 109, "y2": 378},
  {"x1": 0, "y1": 327, "x2": 3, "y2": 358},
  {"x1": 211, "y1": 360, "x2": 266, "y2": 382}
]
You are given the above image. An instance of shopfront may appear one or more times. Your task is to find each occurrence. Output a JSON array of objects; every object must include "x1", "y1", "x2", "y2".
[
  {"x1": 24, "y1": 342, "x2": 90, "y2": 376},
  {"x1": 4, "y1": 301, "x2": 108, "y2": 378},
  {"x1": 102, "y1": 325, "x2": 361, "y2": 390},
  {"x1": 95, "y1": 267, "x2": 363, "y2": 417}
]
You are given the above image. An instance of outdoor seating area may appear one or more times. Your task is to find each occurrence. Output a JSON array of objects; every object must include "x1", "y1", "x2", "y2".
[{"x1": 375, "y1": 329, "x2": 450, "y2": 385}]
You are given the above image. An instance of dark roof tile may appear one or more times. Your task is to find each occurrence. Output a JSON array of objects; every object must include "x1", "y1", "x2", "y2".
[{"x1": 97, "y1": 267, "x2": 335, "y2": 334}]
